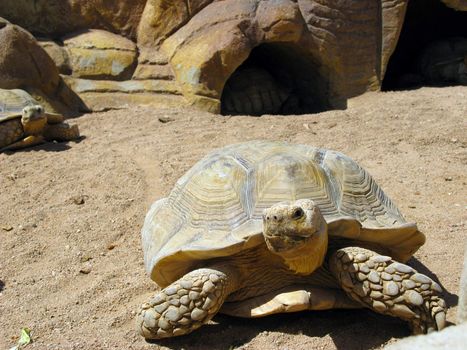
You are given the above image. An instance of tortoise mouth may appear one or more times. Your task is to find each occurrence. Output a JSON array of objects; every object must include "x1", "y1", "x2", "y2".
[{"x1": 263, "y1": 231, "x2": 314, "y2": 254}]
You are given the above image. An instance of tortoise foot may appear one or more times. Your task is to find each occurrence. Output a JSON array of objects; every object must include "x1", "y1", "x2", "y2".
[
  {"x1": 136, "y1": 268, "x2": 230, "y2": 339},
  {"x1": 330, "y1": 247, "x2": 446, "y2": 334},
  {"x1": 44, "y1": 123, "x2": 80, "y2": 142}
]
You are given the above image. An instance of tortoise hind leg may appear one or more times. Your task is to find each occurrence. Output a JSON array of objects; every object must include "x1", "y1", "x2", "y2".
[
  {"x1": 43, "y1": 123, "x2": 79, "y2": 142},
  {"x1": 330, "y1": 247, "x2": 446, "y2": 334},
  {"x1": 0, "y1": 135, "x2": 44, "y2": 152},
  {"x1": 136, "y1": 267, "x2": 237, "y2": 339}
]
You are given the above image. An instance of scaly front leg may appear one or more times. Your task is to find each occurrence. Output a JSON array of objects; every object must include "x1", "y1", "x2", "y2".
[
  {"x1": 330, "y1": 247, "x2": 446, "y2": 334},
  {"x1": 136, "y1": 266, "x2": 237, "y2": 339}
]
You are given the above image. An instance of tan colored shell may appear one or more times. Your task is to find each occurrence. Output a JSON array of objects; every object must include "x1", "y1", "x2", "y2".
[
  {"x1": 0, "y1": 88, "x2": 41, "y2": 122},
  {"x1": 142, "y1": 141, "x2": 425, "y2": 287}
]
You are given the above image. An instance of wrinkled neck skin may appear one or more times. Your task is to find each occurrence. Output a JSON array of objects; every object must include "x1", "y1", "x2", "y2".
[
  {"x1": 22, "y1": 118, "x2": 47, "y2": 136},
  {"x1": 278, "y1": 219, "x2": 328, "y2": 275},
  {"x1": 262, "y1": 200, "x2": 329, "y2": 275}
]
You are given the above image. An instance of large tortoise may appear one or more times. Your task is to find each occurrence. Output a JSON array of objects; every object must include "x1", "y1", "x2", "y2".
[
  {"x1": 0, "y1": 88, "x2": 79, "y2": 152},
  {"x1": 137, "y1": 141, "x2": 446, "y2": 339}
]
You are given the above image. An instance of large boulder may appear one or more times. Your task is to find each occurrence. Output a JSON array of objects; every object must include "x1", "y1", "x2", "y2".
[
  {"x1": 0, "y1": 0, "x2": 146, "y2": 40},
  {"x1": 156, "y1": 0, "x2": 409, "y2": 112},
  {"x1": 63, "y1": 30, "x2": 138, "y2": 81},
  {"x1": 0, "y1": 18, "x2": 87, "y2": 115}
]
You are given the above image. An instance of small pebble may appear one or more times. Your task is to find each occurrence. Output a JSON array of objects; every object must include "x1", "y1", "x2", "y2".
[{"x1": 79, "y1": 266, "x2": 91, "y2": 274}]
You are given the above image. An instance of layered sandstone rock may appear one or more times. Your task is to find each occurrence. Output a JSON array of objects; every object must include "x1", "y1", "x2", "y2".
[
  {"x1": 63, "y1": 30, "x2": 138, "y2": 81},
  {"x1": 1, "y1": 0, "x2": 465, "y2": 114},
  {"x1": 0, "y1": 0, "x2": 146, "y2": 40}
]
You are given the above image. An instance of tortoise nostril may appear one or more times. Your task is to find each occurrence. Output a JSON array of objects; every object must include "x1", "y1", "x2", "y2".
[{"x1": 273, "y1": 215, "x2": 278, "y2": 221}]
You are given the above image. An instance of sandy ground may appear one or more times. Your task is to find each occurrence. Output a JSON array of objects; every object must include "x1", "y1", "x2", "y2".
[{"x1": 0, "y1": 86, "x2": 466, "y2": 350}]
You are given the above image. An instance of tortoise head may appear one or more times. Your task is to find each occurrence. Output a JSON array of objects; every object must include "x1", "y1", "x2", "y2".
[
  {"x1": 262, "y1": 199, "x2": 328, "y2": 275},
  {"x1": 21, "y1": 105, "x2": 47, "y2": 135}
]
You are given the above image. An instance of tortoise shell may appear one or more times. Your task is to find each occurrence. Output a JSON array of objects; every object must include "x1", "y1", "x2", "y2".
[
  {"x1": 142, "y1": 141, "x2": 425, "y2": 287},
  {"x1": 0, "y1": 88, "x2": 41, "y2": 122}
]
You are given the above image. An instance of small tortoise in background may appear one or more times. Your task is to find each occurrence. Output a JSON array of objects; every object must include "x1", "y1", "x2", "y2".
[
  {"x1": 0, "y1": 89, "x2": 79, "y2": 152},
  {"x1": 137, "y1": 141, "x2": 446, "y2": 339}
]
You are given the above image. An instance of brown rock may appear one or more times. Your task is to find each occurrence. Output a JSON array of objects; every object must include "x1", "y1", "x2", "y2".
[
  {"x1": 0, "y1": 0, "x2": 146, "y2": 40},
  {"x1": 64, "y1": 30, "x2": 138, "y2": 81},
  {"x1": 0, "y1": 21, "x2": 60, "y2": 95}
]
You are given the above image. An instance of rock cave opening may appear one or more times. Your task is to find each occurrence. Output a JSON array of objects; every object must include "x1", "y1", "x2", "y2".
[
  {"x1": 220, "y1": 43, "x2": 333, "y2": 116},
  {"x1": 382, "y1": 0, "x2": 467, "y2": 90}
]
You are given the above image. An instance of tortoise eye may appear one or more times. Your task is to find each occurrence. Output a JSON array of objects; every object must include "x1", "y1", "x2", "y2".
[{"x1": 292, "y1": 208, "x2": 304, "y2": 219}]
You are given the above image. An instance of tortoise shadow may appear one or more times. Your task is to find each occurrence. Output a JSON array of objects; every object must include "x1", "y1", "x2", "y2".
[
  {"x1": 147, "y1": 310, "x2": 408, "y2": 350},
  {"x1": 1, "y1": 136, "x2": 86, "y2": 154}
]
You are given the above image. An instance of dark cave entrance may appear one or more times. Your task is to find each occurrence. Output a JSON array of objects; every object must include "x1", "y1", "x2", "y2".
[
  {"x1": 220, "y1": 43, "x2": 334, "y2": 116},
  {"x1": 382, "y1": 0, "x2": 467, "y2": 90}
]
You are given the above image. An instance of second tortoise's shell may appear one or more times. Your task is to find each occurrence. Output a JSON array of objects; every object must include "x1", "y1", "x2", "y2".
[
  {"x1": 0, "y1": 88, "x2": 41, "y2": 122},
  {"x1": 142, "y1": 141, "x2": 425, "y2": 287}
]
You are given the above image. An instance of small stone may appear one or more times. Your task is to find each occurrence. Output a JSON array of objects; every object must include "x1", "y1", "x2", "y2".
[
  {"x1": 408, "y1": 205, "x2": 416, "y2": 209},
  {"x1": 191, "y1": 308, "x2": 207, "y2": 321},
  {"x1": 402, "y1": 280, "x2": 416, "y2": 289},
  {"x1": 366, "y1": 260, "x2": 375, "y2": 269},
  {"x1": 444, "y1": 176, "x2": 453, "y2": 181},
  {"x1": 143, "y1": 309, "x2": 158, "y2": 328},
  {"x1": 165, "y1": 306, "x2": 182, "y2": 322},
  {"x1": 405, "y1": 290, "x2": 424, "y2": 306},
  {"x1": 385, "y1": 266, "x2": 395, "y2": 274},
  {"x1": 2, "y1": 225, "x2": 13, "y2": 231},
  {"x1": 373, "y1": 301, "x2": 387, "y2": 312},
  {"x1": 154, "y1": 302, "x2": 169, "y2": 314},
  {"x1": 71, "y1": 195, "x2": 87, "y2": 205},
  {"x1": 106, "y1": 243, "x2": 117, "y2": 250},
  {"x1": 381, "y1": 272, "x2": 392, "y2": 281},
  {"x1": 79, "y1": 266, "x2": 91, "y2": 274},
  {"x1": 80, "y1": 255, "x2": 92, "y2": 263},
  {"x1": 370, "y1": 283, "x2": 383, "y2": 291},
  {"x1": 383, "y1": 281, "x2": 400, "y2": 296},
  {"x1": 368, "y1": 271, "x2": 380, "y2": 284},
  {"x1": 410, "y1": 273, "x2": 431, "y2": 284},
  {"x1": 165, "y1": 285, "x2": 178, "y2": 296},
  {"x1": 355, "y1": 253, "x2": 368, "y2": 262},
  {"x1": 203, "y1": 280, "x2": 215, "y2": 293},
  {"x1": 437, "y1": 299, "x2": 446, "y2": 308},
  {"x1": 158, "y1": 116, "x2": 174, "y2": 123},
  {"x1": 391, "y1": 262, "x2": 413, "y2": 274},
  {"x1": 359, "y1": 264, "x2": 370, "y2": 274},
  {"x1": 180, "y1": 280, "x2": 193, "y2": 289}
]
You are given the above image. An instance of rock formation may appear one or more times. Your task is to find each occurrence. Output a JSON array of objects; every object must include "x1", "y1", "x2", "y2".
[{"x1": 0, "y1": 0, "x2": 465, "y2": 114}]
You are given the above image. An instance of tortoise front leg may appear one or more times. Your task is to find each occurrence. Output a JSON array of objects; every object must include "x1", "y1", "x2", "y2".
[
  {"x1": 330, "y1": 247, "x2": 446, "y2": 334},
  {"x1": 43, "y1": 123, "x2": 80, "y2": 142},
  {"x1": 136, "y1": 266, "x2": 237, "y2": 339},
  {"x1": 0, "y1": 135, "x2": 44, "y2": 152}
]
